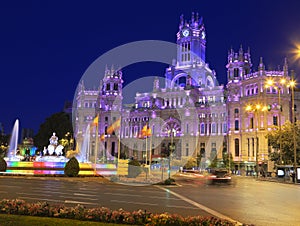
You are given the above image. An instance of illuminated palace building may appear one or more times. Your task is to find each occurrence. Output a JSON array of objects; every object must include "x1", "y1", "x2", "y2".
[{"x1": 75, "y1": 13, "x2": 299, "y2": 172}]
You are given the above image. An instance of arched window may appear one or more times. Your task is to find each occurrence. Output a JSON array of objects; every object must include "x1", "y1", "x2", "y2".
[
  {"x1": 235, "y1": 138, "x2": 239, "y2": 157},
  {"x1": 235, "y1": 120, "x2": 239, "y2": 130},
  {"x1": 273, "y1": 116, "x2": 278, "y2": 126},
  {"x1": 113, "y1": 83, "x2": 118, "y2": 91},
  {"x1": 234, "y1": 68, "x2": 239, "y2": 78},
  {"x1": 211, "y1": 123, "x2": 216, "y2": 134},
  {"x1": 200, "y1": 123, "x2": 205, "y2": 135}
]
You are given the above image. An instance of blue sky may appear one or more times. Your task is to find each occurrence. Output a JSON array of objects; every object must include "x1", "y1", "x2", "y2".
[{"x1": 1, "y1": 0, "x2": 300, "y2": 134}]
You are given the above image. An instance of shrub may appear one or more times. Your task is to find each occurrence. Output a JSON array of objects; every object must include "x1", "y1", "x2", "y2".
[
  {"x1": 0, "y1": 199, "x2": 237, "y2": 225},
  {"x1": 64, "y1": 157, "x2": 79, "y2": 177},
  {"x1": 164, "y1": 178, "x2": 175, "y2": 185},
  {"x1": 0, "y1": 158, "x2": 7, "y2": 172},
  {"x1": 127, "y1": 159, "x2": 142, "y2": 178}
]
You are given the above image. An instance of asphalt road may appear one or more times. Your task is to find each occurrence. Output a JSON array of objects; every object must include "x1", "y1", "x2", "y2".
[{"x1": 0, "y1": 176, "x2": 299, "y2": 226}]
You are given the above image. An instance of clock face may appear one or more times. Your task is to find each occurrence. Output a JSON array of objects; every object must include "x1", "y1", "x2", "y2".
[
  {"x1": 182, "y1": 29, "x2": 189, "y2": 37},
  {"x1": 201, "y1": 31, "x2": 206, "y2": 39}
]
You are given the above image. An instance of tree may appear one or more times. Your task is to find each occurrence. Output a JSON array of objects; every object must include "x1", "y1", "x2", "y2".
[
  {"x1": 222, "y1": 151, "x2": 233, "y2": 170},
  {"x1": 184, "y1": 157, "x2": 197, "y2": 169},
  {"x1": 209, "y1": 155, "x2": 219, "y2": 168},
  {"x1": 0, "y1": 134, "x2": 9, "y2": 158},
  {"x1": 266, "y1": 121, "x2": 300, "y2": 165},
  {"x1": 64, "y1": 157, "x2": 80, "y2": 177},
  {"x1": 34, "y1": 112, "x2": 73, "y2": 152}
]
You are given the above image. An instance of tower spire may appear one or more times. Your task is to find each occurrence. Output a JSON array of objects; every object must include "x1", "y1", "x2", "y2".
[
  {"x1": 179, "y1": 14, "x2": 184, "y2": 29},
  {"x1": 258, "y1": 57, "x2": 265, "y2": 72},
  {"x1": 283, "y1": 57, "x2": 288, "y2": 76},
  {"x1": 191, "y1": 12, "x2": 195, "y2": 23}
]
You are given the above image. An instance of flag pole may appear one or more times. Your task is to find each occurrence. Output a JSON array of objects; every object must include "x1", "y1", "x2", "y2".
[
  {"x1": 145, "y1": 124, "x2": 148, "y2": 166},
  {"x1": 117, "y1": 118, "x2": 121, "y2": 164},
  {"x1": 149, "y1": 126, "x2": 152, "y2": 175},
  {"x1": 94, "y1": 113, "x2": 99, "y2": 174}
]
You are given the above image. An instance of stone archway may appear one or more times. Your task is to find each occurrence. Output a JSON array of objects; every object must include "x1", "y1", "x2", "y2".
[{"x1": 161, "y1": 117, "x2": 181, "y2": 137}]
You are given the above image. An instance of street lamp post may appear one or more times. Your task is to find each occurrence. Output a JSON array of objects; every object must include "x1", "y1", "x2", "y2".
[
  {"x1": 246, "y1": 104, "x2": 267, "y2": 178},
  {"x1": 168, "y1": 128, "x2": 175, "y2": 180},
  {"x1": 289, "y1": 75, "x2": 297, "y2": 183},
  {"x1": 265, "y1": 78, "x2": 287, "y2": 164}
]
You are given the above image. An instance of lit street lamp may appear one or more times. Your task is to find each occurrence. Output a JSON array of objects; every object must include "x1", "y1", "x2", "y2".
[
  {"x1": 265, "y1": 77, "x2": 288, "y2": 164},
  {"x1": 246, "y1": 103, "x2": 267, "y2": 177},
  {"x1": 167, "y1": 128, "x2": 176, "y2": 179},
  {"x1": 288, "y1": 75, "x2": 297, "y2": 183}
]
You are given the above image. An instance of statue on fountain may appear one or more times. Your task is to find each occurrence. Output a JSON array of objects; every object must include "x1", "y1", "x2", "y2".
[
  {"x1": 35, "y1": 132, "x2": 66, "y2": 162},
  {"x1": 47, "y1": 132, "x2": 64, "y2": 156}
]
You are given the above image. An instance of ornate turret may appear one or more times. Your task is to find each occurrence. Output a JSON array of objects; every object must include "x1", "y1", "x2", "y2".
[
  {"x1": 98, "y1": 65, "x2": 123, "y2": 111},
  {"x1": 226, "y1": 46, "x2": 252, "y2": 82},
  {"x1": 176, "y1": 12, "x2": 206, "y2": 66},
  {"x1": 102, "y1": 65, "x2": 123, "y2": 96}
]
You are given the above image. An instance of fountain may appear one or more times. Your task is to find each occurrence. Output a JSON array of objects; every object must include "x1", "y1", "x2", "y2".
[
  {"x1": 4, "y1": 119, "x2": 22, "y2": 161},
  {"x1": 3, "y1": 120, "x2": 116, "y2": 176},
  {"x1": 76, "y1": 124, "x2": 90, "y2": 162}
]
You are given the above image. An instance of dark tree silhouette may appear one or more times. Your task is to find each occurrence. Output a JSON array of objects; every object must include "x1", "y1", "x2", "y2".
[{"x1": 34, "y1": 112, "x2": 73, "y2": 151}]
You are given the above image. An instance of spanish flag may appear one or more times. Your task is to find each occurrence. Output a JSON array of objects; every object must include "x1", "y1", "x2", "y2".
[
  {"x1": 100, "y1": 133, "x2": 105, "y2": 141},
  {"x1": 107, "y1": 118, "x2": 121, "y2": 134},
  {"x1": 91, "y1": 115, "x2": 98, "y2": 126},
  {"x1": 139, "y1": 125, "x2": 152, "y2": 138}
]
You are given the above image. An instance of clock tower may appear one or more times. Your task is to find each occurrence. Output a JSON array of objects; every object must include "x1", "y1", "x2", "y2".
[
  {"x1": 165, "y1": 13, "x2": 217, "y2": 89},
  {"x1": 177, "y1": 12, "x2": 206, "y2": 66}
]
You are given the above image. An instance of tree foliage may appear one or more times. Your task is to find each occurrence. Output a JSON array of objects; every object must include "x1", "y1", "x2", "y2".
[
  {"x1": 184, "y1": 157, "x2": 197, "y2": 169},
  {"x1": 34, "y1": 112, "x2": 73, "y2": 151},
  {"x1": 222, "y1": 152, "x2": 233, "y2": 169},
  {"x1": 0, "y1": 134, "x2": 9, "y2": 157},
  {"x1": 0, "y1": 158, "x2": 7, "y2": 172},
  {"x1": 266, "y1": 121, "x2": 300, "y2": 165},
  {"x1": 64, "y1": 157, "x2": 80, "y2": 177}
]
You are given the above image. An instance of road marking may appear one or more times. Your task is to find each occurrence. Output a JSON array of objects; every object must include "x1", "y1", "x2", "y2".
[
  {"x1": 110, "y1": 200, "x2": 158, "y2": 206},
  {"x1": 0, "y1": 185, "x2": 21, "y2": 188},
  {"x1": 111, "y1": 188, "x2": 135, "y2": 192},
  {"x1": 17, "y1": 192, "x2": 51, "y2": 197},
  {"x1": 61, "y1": 195, "x2": 99, "y2": 201},
  {"x1": 166, "y1": 205, "x2": 201, "y2": 210},
  {"x1": 73, "y1": 193, "x2": 98, "y2": 197},
  {"x1": 149, "y1": 195, "x2": 181, "y2": 201},
  {"x1": 156, "y1": 186, "x2": 243, "y2": 226},
  {"x1": 79, "y1": 187, "x2": 99, "y2": 191},
  {"x1": 104, "y1": 192, "x2": 142, "y2": 197},
  {"x1": 65, "y1": 200, "x2": 99, "y2": 205},
  {"x1": 18, "y1": 196, "x2": 63, "y2": 203}
]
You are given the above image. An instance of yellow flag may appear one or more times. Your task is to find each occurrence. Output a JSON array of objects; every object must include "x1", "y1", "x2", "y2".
[
  {"x1": 100, "y1": 133, "x2": 105, "y2": 141},
  {"x1": 140, "y1": 125, "x2": 152, "y2": 137},
  {"x1": 107, "y1": 118, "x2": 121, "y2": 134},
  {"x1": 147, "y1": 127, "x2": 152, "y2": 137},
  {"x1": 91, "y1": 115, "x2": 98, "y2": 126}
]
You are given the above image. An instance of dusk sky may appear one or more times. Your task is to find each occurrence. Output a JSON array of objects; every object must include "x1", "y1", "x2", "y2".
[{"x1": 1, "y1": 0, "x2": 300, "y2": 134}]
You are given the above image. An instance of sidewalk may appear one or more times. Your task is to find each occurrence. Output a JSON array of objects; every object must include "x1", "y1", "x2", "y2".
[{"x1": 233, "y1": 175, "x2": 299, "y2": 185}]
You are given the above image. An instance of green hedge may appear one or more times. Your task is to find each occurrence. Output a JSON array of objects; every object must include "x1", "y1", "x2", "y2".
[
  {"x1": 0, "y1": 158, "x2": 7, "y2": 172},
  {"x1": 0, "y1": 199, "x2": 238, "y2": 225},
  {"x1": 64, "y1": 157, "x2": 80, "y2": 177}
]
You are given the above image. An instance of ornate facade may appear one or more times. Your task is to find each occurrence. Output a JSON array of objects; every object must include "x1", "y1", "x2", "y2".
[{"x1": 74, "y1": 13, "x2": 298, "y2": 173}]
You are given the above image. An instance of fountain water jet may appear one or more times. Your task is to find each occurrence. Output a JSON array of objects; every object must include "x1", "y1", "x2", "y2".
[
  {"x1": 77, "y1": 124, "x2": 90, "y2": 162},
  {"x1": 5, "y1": 119, "x2": 20, "y2": 161}
]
